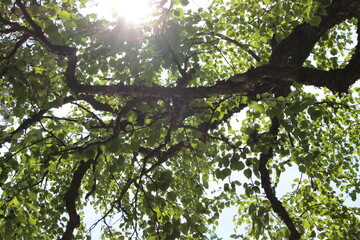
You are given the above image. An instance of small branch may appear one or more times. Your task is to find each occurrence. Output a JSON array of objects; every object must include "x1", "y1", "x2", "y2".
[
  {"x1": 0, "y1": 33, "x2": 30, "y2": 77},
  {"x1": 197, "y1": 32, "x2": 261, "y2": 62},
  {"x1": 1, "y1": 97, "x2": 76, "y2": 145},
  {"x1": 72, "y1": 102, "x2": 106, "y2": 128},
  {"x1": 162, "y1": 35, "x2": 187, "y2": 77},
  {"x1": 0, "y1": 28, "x2": 18, "y2": 33},
  {"x1": 77, "y1": 95, "x2": 115, "y2": 113},
  {"x1": 1, "y1": 109, "x2": 49, "y2": 143},
  {"x1": 144, "y1": 141, "x2": 185, "y2": 174},
  {"x1": 39, "y1": 121, "x2": 66, "y2": 146},
  {"x1": 0, "y1": 33, "x2": 29, "y2": 60},
  {"x1": 211, "y1": 43, "x2": 235, "y2": 71}
]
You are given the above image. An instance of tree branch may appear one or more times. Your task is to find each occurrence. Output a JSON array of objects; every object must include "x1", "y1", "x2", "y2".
[
  {"x1": 6, "y1": 0, "x2": 360, "y2": 99},
  {"x1": 198, "y1": 32, "x2": 261, "y2": 63},
  {"x1": 0, "y1": 97, "x2": 75, "y2": 145},
  {"x1": 61, "y1": 159, "x2": 95, "y2": 240},
  {"x1": 74, "y1": 59, "x2": 359, "y2": 98},
  {"x1": 0, "y1": 33, "x2": 29, "y2": 60},
  {"x1": 1, "y1": 109, "x2": 49, "y2": 144},
  {"x1": 258, "y1": 117, "x2": 301, "y2": 240},
  {"x1": 269, "y1": 0, "x2": 355, "y2": 66},
  {"x1": 144, "y1": 141, "x2": 185, "y2": 174},
  {"x1": 77, "y1": 95, "x2": 116, "y2": 113}
]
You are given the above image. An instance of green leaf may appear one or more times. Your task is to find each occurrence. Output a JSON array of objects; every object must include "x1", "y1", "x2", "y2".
[
  {"x1": 181, "y1": 0, "x2": 189, "y2": 6},
  {"x1": 299, "y1": 165, "x2": 306, "y2": 173},
  {"x1": 244, "y1": 169, "x2": 252, "y2": 179},
  {"x1": 217, "y1": 168, "x2": 231, "y2": 180},
  {"x1": 126, "y1": 110, "x2": 137, "y2": 123},
  {"x1": 277, "y1": 96, "x2": 286, "y2": 102},
  {"x1": 28, "y1": 215, "x2": 37, "y2": 225},
  {"x1": 173, "y1": 8, "x2": 184, "y2": 18},
  {"x1": 309, "y1": 15, "x2": 322, "y2": 26},
  {"x1": 9, "y1": 197, "x2": 21, "y2": 207},
  {"x1": 59, "y1": 10, "x2": 71, "y2": 21},
  {"x1": 147, "y1": 132, "x2": 160, "y2": 147},
  {"x1": 230, "y1": 155, "x2": 245, "y2": 171},
  {"x1": 249, "y1": 101, "x2": 265, "y2": 113},
  {"x1": 263, "y1": 0, "x2": 272, "y2": 5}
]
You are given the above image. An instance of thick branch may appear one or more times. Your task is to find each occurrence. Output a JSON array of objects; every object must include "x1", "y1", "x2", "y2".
[
  {"x1": 6, "y1": 0, "x2": 360, "y2": 99},
  {"x1": 62, "y1": 159, "x2": 95, "y2": 240},
  {"x1": 248, "y1": 64, "x2": 360, "y2": 93},
  {"x1": 75, "y1": 60, "x2": 359, "y2": 98},
  {"x1": 76, "y1": 78, "x2": 268, "y2": 98},
  {"x1": 15, "y1": 0, "x2": 75, "y2": 55},
  {"x1": 269, "y1": 0, "x2": 354, "y2": 66},
  {"x1": 14, "y1": 0, "x2": 78, "y2": 91},
  {"x1": 258, "y1": 118, "x2": 301, "y2": 240}
]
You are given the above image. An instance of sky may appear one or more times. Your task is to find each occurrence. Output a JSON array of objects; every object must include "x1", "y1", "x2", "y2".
[{"x1": 84, "y1": 0, "x2": 211, "y2": 23}]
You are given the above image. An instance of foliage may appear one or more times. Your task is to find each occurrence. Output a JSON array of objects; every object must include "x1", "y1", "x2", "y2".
[{"x1": 0, "y1": 0, "x2": 359, "y2": 239}]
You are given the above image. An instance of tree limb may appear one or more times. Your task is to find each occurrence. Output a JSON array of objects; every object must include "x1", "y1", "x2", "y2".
[
  {"x1": 258, "y1": 117, "x2": 301, "y2": 240},
  {"x1": 269, "y1": 0, "x2": 354, "y2": 66},
  {"x1": 61, "y1": 159, "x2": 95, "y2": 240}
]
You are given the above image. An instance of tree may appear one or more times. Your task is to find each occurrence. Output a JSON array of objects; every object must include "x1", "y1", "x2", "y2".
[{"x1": 0, "y1": 0, "x2": 359, "y2": 239}]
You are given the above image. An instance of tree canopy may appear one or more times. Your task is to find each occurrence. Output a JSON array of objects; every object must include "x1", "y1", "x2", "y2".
[{"x1": 0, "y1": 0, "x2": 359, "y2": 239}]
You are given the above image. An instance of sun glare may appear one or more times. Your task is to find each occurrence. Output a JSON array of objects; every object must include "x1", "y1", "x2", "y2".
[{"x1": 104, "y1": 0, "x2": 154, "y2": 23}]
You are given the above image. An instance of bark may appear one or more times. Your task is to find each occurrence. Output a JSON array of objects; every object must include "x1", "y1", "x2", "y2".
[
  {"x1": 61, "y1": 159, "x2": 95, "y2": 240},
  {"x1": 258, "y1": 118, "x2": 301, "y2": 240}
]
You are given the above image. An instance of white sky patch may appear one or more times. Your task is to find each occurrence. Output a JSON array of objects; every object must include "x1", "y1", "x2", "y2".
[
  {"x1": 99, "y1": 0, "x2": 154, "y2": 23},
  {"x1": 84, "y1": 0, "x2": 211, "y2": 23}
]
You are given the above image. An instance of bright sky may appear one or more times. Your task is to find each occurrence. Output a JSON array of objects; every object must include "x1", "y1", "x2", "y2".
[
  {"x1": 86, "y1": 0, "x2": 211, "y2": 23},
  {"x1": 93, "y1": 0, "x2": 156, "y2": 23}
]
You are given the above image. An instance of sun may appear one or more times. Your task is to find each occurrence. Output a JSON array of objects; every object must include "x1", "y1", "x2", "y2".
[{"x1": 105, "y1": 0, "x2": 154, "y2": 23}]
